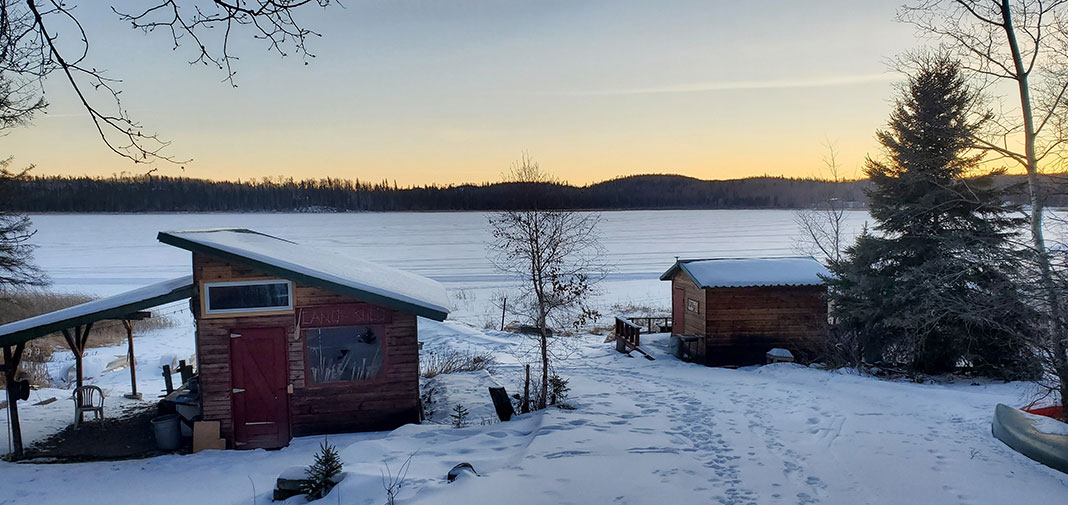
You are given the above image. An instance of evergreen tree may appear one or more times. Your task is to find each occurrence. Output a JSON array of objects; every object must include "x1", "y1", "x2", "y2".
[
  {"x1": 302, "y1": 439, "x2": 343, "y2": 500},
  {"x1": 0, "y1": 72, "x2": 47, "y2": 293},
  {"x1": 0, "y1": 158, "x2": 46, "y2": 291},
  {"x1": 828, "y1": 55, "x2": 1037, "y2": 377},
  {"x1": 450, "y1": 403, "x2": 469, "y2": 428},
  {"x1": 548, "y1": 374, "x2": 570, "y2": 405}
]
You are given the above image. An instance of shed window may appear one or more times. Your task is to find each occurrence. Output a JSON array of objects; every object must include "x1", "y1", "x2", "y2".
[
  {"x1": 204, "y1": 280, "x2": 293, "y2": 315},
  {"x1": 306, "y1": 325, "x2": 383, "y2": 383}
]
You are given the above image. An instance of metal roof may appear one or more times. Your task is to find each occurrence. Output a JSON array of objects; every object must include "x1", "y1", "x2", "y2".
[
  {"x1": 0, "y1": 276, "x2": 194, "y2": 347},
  {"x1": 659, "y1": 256, "x2": 830, "y2": 288},
  {"x1": 158, "y1": 229, "x2": 450, "y2": 321}
]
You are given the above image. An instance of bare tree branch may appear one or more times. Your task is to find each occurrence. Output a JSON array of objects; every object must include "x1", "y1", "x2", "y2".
[{"x1": 0, "y1": 0, "x2": 334, "y2": 164}]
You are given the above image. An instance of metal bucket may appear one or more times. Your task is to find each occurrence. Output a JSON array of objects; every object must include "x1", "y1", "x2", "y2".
[{"x1": 151, "y1": 413, "x2": 182, "y2": 451}]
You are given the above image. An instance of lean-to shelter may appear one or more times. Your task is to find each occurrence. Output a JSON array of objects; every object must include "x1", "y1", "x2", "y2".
[{"x1": 0, "y1": 276, "x2": 194, "y2": 459}]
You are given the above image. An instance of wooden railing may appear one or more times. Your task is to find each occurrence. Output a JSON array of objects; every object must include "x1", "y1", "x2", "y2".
[
  {"x1": 624, "y1": 316, "x2": 672, "y2": 334},
  {"x1": 614, "y1": 317, "x2": 655, "y2": 360},
  {"x1": 615, "y1": 317, "x2": 642, "y2": 348}
]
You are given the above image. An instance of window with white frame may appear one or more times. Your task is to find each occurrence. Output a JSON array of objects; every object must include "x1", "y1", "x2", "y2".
[{"x1": 203, "y1": 279, "x2": 293, "y2": 315}]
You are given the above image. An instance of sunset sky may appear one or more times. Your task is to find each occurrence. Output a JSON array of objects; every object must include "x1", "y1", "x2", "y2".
[{"x1": 6, "y1": 0, "x2": 919, "y2": 186}]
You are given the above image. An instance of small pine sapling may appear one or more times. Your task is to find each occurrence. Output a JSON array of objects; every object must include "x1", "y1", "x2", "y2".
[
  {"x1": 451, "y1": 403, "x2": 469, "y2": 428},
  {"x1": 302, "y1": 439, "x2": 344, "y2": 500},
  {"x1": 548, "y1": 374, "x2": 570, "y2": 406}
]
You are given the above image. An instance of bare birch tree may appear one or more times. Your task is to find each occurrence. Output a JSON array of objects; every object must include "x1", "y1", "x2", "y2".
[
  {"x1": 488, "y1": 156, "x2": 605, "y2": 410},
  {"x1": 900, "y1": 0, "x2": 1068, "y2": 405},
  {"x1": 794, "y1": 141, "x2": 856, "y2": 266}
]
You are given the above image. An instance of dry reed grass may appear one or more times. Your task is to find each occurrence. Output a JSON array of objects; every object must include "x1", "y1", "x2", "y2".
[
  {"x1": 420, "y1": 348, "x2": 495, "y2": 378},
  {"x1": 0, "y1": 290, "x2": 177, "y2": 387}
]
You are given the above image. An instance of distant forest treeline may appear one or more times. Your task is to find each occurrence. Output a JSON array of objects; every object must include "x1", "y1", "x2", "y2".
[{"x1": 3, "y1": 173, "x2": 1060, "y2": 212}]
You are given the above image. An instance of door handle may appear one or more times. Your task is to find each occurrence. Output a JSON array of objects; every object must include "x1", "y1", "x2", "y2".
[{"x1": 232, "y1": 388, "x2": 245, "y2": 393}]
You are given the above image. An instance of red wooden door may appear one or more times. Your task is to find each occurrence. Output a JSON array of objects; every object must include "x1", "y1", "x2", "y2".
[
  {"x1": 230, "y1": 327, "x2": 290, "y2": 449},
  {"x1": 672, "y1": 287, "x2": 685, "y2": 334}
]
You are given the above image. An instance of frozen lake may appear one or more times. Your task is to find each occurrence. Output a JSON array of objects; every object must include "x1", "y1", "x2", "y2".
[
  {"x1": 27, "y1": 210, "x2": 872, "y2": 324},
  {"x1": 9, "y1": 210, "x2": 1068, "y2": 502}
]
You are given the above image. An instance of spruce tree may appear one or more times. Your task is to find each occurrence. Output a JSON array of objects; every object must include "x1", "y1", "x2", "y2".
[
  {"x1": 450, "y1": 404, "x2": 469, "y2": 428},
  {"x1": 548, "y1": 374, "x2": 570, "y2": 405},
  {"x1": 828, "y1": 55, "x2": 1037, "y2": 377},
  {"x1": 0, "y1": 159, "x2": 46, "y2": 291},
  {"x1": 302, "y1": 439, "x2": 344, "y2": 500}
]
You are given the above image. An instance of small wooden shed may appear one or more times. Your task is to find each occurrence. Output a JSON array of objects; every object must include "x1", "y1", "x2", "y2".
[
  {"x1": 660, "y1": 257, "x2": 830, "y2": 366},
  {"x1": 158, "y1": 229, "x2": 450, "y2": 450}
]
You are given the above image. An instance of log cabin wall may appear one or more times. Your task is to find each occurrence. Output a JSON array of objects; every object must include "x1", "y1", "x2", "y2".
[
  {"x1": 702, "y1": 285, "x2": 828, "y2": 366},
  {"x1": 191, "y1": 252, "x2": 421, "y2": 444},
  {"x1": 671, "y1": 273, "x2": 708, "y2": 361},
  {"x1": 288, "y1": 288, "x2": 419, "y2": 436},
  {"x1": 671, "y1": 274, "x2": 707, "y2": 336}
]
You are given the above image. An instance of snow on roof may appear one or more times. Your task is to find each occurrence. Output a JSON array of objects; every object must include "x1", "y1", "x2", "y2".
[
  {"x1": 0, "y1": 276, "x2": 194, "y2": 347},
  {"x1": 158, "y1": 229, "x2": 450, "y2": 321},
  {"x1": 659, "y1": 256, "x2": 830, "y2": 288}
]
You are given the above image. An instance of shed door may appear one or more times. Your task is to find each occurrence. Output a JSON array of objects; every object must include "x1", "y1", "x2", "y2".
[
  {"x1": 230, "y1": 327, "x2": 290, "y2": 449},
  {"x1": 672, "y1": 287, "x2": 685, "y2": 334}
]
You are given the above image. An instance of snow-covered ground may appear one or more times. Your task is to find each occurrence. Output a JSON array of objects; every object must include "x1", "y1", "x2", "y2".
[
  {"x1": 2, "y1": 318, "x2": 1066, "y2": 504},
  {"x1": 2, "y1": 211, "x2": 1066, "y2": 503}
]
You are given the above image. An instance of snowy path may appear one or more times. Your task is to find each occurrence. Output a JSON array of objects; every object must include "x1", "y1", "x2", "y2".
[{"x1": 1, "y1": 322, "x2": 1066, "y2": 504}]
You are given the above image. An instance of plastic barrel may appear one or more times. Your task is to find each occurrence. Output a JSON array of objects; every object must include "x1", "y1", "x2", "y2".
[
  {"x1": 668, "y1": 335, "x2": 681, "y2": 358},
  {"x1": 151, "y1": 414, "x2": 182, "y2": 451}
]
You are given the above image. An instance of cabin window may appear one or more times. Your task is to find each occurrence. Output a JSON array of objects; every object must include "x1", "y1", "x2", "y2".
[
  {"x1": 203, "y1": 279, "x2": 293, "y2": 315},
  {"x1": 306, "y1": 325, "x2": 384, "y2": 383}
]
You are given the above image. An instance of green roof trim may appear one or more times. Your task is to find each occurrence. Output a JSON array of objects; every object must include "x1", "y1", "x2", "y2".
[
  {"x1": 0, "y1": 279, "x2": 194, "y2": 348},
  {"x1": 157, "y1": 231, "x2": 449, "y2": 321}
]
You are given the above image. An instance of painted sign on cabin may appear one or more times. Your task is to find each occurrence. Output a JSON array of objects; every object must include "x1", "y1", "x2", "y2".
[{"x1": 299, "y1": 303, "x2": 393, "y2": 327}]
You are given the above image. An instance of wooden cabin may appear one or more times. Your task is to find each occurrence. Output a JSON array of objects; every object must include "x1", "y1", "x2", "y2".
[
  {"x1": 660, "y1": 257, "x2": 829, "y2": 366},
  {"x1": 158, "y1": 229, "x2": 450, "y2": 450}
]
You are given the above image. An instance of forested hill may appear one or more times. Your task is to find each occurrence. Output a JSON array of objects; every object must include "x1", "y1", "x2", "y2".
[
  {"x1": 8, "y1": 172, "x2": 1056, "y2": 212},
  {"x1": 6, "y1": 173, "x2": 875, "y2": 212}
]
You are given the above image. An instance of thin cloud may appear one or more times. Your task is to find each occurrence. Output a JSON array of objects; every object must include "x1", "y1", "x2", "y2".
[{"x1": 570, "y1": 72, "x2": 899, "y2": 96}]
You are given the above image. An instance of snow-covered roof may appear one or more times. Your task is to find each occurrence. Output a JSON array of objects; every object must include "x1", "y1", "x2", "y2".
[
  {"x1": 0, "y1": 276, "x2": 195, "y2": 347},
  {"x1": 659, "y1": 257, "x2": 830, "y2": 288},
  {"x1": 158, "y1": 229, "x2": 450, "y2": 321}
]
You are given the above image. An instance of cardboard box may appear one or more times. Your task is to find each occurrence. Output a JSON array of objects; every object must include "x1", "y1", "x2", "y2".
[{"x1": 193, "y1": 420, "x2": 227, "y2": 452}]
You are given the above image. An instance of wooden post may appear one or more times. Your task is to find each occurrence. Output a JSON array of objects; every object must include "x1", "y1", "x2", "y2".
[
  {"x1": 179, "y1": 359, "x2": 192, "y2": 384},
  {"x1": 122, "y1": 320, "x2": 140, "y2": 400},
  {"x1": 75, "y1": 327, "x2": 83, "y2": 400},
  {"x1": 61, "y1": 323, "x2": 93, "y2": 406},
  {"x1": 162, "y1": 365, "x2": 174, "y2": 394},
  {"x1": 3, "y1": 343, "x2": 26, "y2": 460},
  {"x1": 521, "y1": 364, "x2": 530, "y2": 414},
  {"x1": 500, "y1": 297, "x2": 507, "y2": 331}
]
